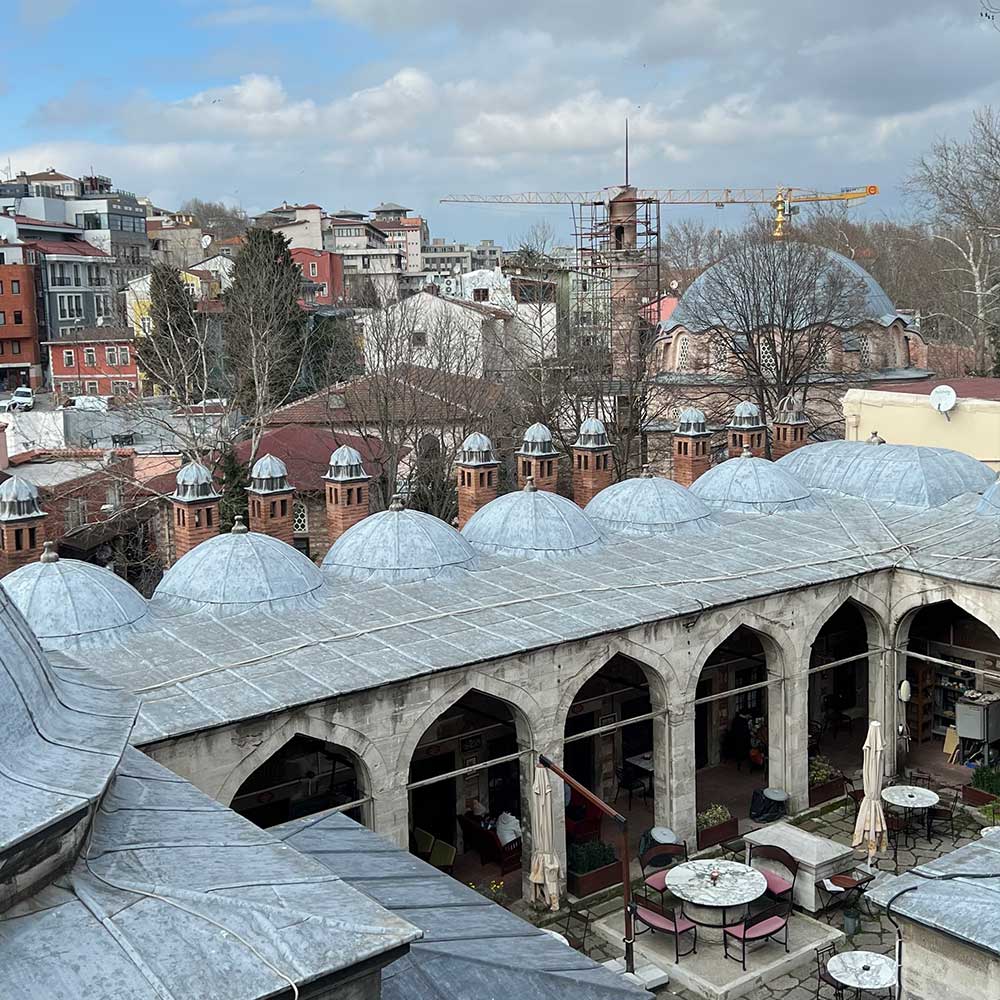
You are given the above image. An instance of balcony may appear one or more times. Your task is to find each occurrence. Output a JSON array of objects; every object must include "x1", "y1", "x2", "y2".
[{"x1": 51, "y1": 277, "x2": 72, "y2": 287}]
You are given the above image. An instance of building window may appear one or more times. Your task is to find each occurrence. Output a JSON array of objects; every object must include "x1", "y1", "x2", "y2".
[
  {"x1": 106, "y1": 346, "x2": 118, "y2": 365},
  {"x1": 473, "y1": 288, "x2": 489, "y2": 302},
  {"x1": 292, "y1": 501, "x2": 308, "y2": 534},
  {"x1": 65, "y1": 498, "x2": 87, "y2": 531},
  {"x1": 120, "y1": 347, "x2": 130, "y2": 366},
  {"x1": 63, "y1": 350, "x2": 75, "y2": 367},
  {"x1": 140, "y1": 317, "x2": 152, "y2": 335},
  {"x1": 13, "y1": 311, "x2": 22, "y2": 325},
  {"x1": 11, "y1": 341, "x2": 20, "y2": 355},
  {"x1": 85, "y1": 380, "x2": 99, "y2": 394},
  {"x1": 411, "y1": 330, "x2": 427, "y2": 347},
  {"x1": 309, "y1": 261, "x2": 318, "y2": 277},
  {"x1": 320, "y1": 282, "x2": 328, "y2": 296},
  {"x1": 84, "y1": 347, "x2": 97, "y2": 366},
  {"x1": 675, "y1": 336, "x2": 689, "y2": 370},
  {"x1": 111, "y1": 380, "x2": 133, "y2": 394},
  {"x1": 0, "y1": 312, "x2": 4, "y2": 326}
]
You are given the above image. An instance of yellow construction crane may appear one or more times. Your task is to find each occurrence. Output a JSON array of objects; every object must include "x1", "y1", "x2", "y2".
[{"x1": 441, "y1": 184, "x2": 880, "y2": 238}]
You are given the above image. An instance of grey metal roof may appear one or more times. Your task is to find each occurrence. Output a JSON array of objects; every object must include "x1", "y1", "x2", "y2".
[
  {"x1": 666, "y1": 243, "x2": 899, "y2": 333},
  {"x1": 0, "y1": 584, "x2": 135, "y2": 901},
  {"x1": 152, "y1": 528, "x2": 326, "y2": 613},
  {"x1": 322, "y1": 506, "x2": 480, "y2": 583},
  {"x1": 584, "y1": 474, "x2": 715, "y2": 537},
  {"x1": 2, "y1": 550, "x2": 147, "y2": 648},
  {"x1": 777, "y1": 441, "x2": 995, "y2": 508},
  {"x1": 690, "y1": 453, "x2": 817, "y2": 514},
  {"x1": 0, "y1": 748, "x2": 419, "y2": 1000},
  {"x1": 462, "y1": 486, "x2": 605, "y2": 561},
  {"x1": 868, "y1": 836, "x2": 1000, "y2": 957},
  {"x1": 277, "y1": 808, "x2": 646, "y2": 1000}
]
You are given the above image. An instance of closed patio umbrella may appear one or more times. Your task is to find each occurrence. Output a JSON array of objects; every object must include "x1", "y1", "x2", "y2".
[
  {"x1": 529, "y1": 764, "x2": 561, "y2": 911},
  {"x1": 852, "y1": 720, "x2": 887, "y2": 864}
]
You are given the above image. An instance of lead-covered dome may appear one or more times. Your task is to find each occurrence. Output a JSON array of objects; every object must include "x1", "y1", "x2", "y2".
[
  {"x1": 777, "y1": 441, "x2": 995, "y2": 509},
  {"x1": 457, "y1": 432, "x2": 498, "y2": 466},
  {"x1": 2, "y1": 543, "x2": 147, "y2": 648},
  {"x1": 322, "y1": 498, "x2": 478, "y2": 583},
  {"x1": 0, "y1": 475, "x2": 44, "y2": 519},
  {"x1": 977, "y1": 477, "x2": 1000, "y2": 515},
  {"x1": 517, "y1": 422, "x2": 559, "y2": 456},
  {"x1": 729, "y1": 401, "x2": 764, "y2": 429},
  {"x1": 153, "y1": 517, "x2": 325, "y2": 611},
  {"x1": 575, "y1": 418, "x2": 609, "y2": 449},
  {"x1": 172, "y1": 460, "x2": 220, "y2": 501},
  {"x1": 462, "y1": 480, "x2": 604, "y2": 560},
  {"x1": 585, "y1": 469, "x2": 715, "y2": 537},
  {"x1": 325, "y1": 444, "x2": 368, "y2": 481},
  {"x1": 691, "y1": 451, "x2": 816, "y2": 513},
  {"x1": 249, "y1": 453, "x2": 291, "y2": 492}
]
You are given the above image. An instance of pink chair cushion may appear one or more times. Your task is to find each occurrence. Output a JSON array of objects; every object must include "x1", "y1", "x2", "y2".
[
  {"x1": 763, "y1": 870, "x2": 793, "y2": 896},
  {"x1": 725, "y1": 915, "x2": 786, "y2": 940},
  {"x1": 644, "y1": 870, "x2": 668, "y2": 893},
  {"x1": 636, "y1": 906, "x2": 695, "y2": 935}
]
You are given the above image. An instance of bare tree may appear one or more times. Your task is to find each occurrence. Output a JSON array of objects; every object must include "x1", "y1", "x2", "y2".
[{"x1": 178, "y1": 198, "x2": 249, "y2": 239}]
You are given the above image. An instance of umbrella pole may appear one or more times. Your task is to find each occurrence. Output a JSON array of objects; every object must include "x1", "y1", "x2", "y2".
[{"x1": 539, "y1": 754, "x2": 635, "y2": 975}]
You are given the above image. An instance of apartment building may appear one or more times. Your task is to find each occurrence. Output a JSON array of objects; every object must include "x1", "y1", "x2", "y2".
[
  {"x1": 0, "y1": 256, "x2": 42, "y2": 388},
  {"x1": 48, "y1": 328, "x2": 138, "y2": 396}
]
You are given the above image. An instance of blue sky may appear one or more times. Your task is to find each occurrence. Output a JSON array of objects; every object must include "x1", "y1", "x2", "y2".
[{"x1": 4, "y1": 1, "x2": 1000, "y2": 246}]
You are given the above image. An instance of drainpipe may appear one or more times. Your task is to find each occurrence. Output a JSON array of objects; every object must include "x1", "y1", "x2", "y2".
[{"x1": 538, "y1": 753, "x2": 635, "y2": 975}]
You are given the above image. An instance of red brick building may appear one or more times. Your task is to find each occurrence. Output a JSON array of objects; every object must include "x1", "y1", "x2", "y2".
[
  {"x1": 0, "y1": 262, "x2": 42, "y2": 388},
  {"x1": 47, "y1": 327, "x2": 138, "y2": 396},
  {"x1": 291, "y1": 247, "x2": 345, "y2": 306}
]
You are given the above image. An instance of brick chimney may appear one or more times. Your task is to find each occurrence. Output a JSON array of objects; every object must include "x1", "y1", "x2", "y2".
[
  {"x1": 572, "y1": 417, "x2": 613, "y2": 507},
  {"x1": 0, "y1": 475, "x2": 47, "y2": 577},
  {"x1": 516, "y1": 422, "x2": 560, "y2": 493},
  {"x1": 771, "y1": 393, "x2": 809, "y2": 460},
  {"x1": 672, "y1": 407, "x2": 712, "y2": 486},
  {"x1": 170, "y1": 460, "x2": 221, "y2": 561},
  {"x1": 456, "y1": 431, "x2": 499, "y2": 529},
  {"x1": 246, "y1": 453, "x2": 295, "y2": 544},
  {"x1": 0, "y1": 421, "x2": 9, "y2": 470},
  {"x1": 323, "y1": 444, "x2": 370, "y2": 544},
  {"x1": 727, "y1": 401, "x2": 766, "y2": 458}
]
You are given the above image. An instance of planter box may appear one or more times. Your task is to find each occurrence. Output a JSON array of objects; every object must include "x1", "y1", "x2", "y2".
[
  {"x1": 697, "y1": 816, "x2": 739, "y2": 850},
  {"x1": 567, "y1": 860, "x2": 621, "y2": 897},
  {"x1": 809, "y1": 778, "x2": 844, "y2": 807},
  {"x1": 962, "y1": 785, "x2": 998, "y2": 807}
]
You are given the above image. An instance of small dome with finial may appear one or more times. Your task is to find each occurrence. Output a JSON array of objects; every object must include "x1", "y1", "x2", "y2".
[
  {"x1": 677, "y1": 408, "x2": 708, "y2": 435},
  {"x1": 249, "y1": 453, "x2": 291, "y2": 493},
  {"x1": 585, "y1": 467, "x2": 715, "y2": 537},
  {"x1": 325, "y1": 444, "x2": 368, "y2": 482},
  {"x1": 776, "y1": 393, "x2": 807, "y2": 424},
  {"x1": 575, "y1": 418, "x2": 609, "y2": 449},
  {"x1": 323, "y1": 495, "x2": 478, "y2": 583},
  {"x1": 729, "y1": 401, "x2": 764, "y2": 429},
  {"x1": 691, "y1": 452, "x2": 816, "y2": 513},
  {"x1": 457, "y1": 432, "x2": 498, "y2": 466},
  {"x1": 0, "y1": 476, "x2": 44, "y2": 520},
  {"x1": 517, "y1": 422, "x2": 559, "y2": 457},
  {"x1": 2, "y1": 541, "x2": 148, "y2": 648},
  {"x1": 172, "y1": 460, "x2": 220, "y2": 501}
]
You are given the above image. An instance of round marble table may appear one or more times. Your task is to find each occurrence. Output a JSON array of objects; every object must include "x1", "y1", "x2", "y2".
[
  {"x1": 665, "y1": 859, "x2": 766, "y2": 940},
  {"x1": 881, "y1": 785, "x2": 939, "y2": 810},
  {"x1": 827, "y1": 950, "x2": 896, "y2": 996},
  {"x1": 981, "y1": 826, "x2": 1000, "y2": 838}
]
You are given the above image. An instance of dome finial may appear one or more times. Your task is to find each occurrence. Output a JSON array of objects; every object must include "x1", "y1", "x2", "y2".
[
  {"x1": 640, "y1": 464, "x2": 653, "y2": 479},
  {"x1": 231, "y1": 514, "x2": 249, "y2": 534},
  {"x1": 741, "y1": 445, "x2": 753, "y2": 458},
  {"x1": 389, "y1": 494, "x2": 405, "y2": 511},
  {"x1": 39, "y1": 540, "x2": 59, "y2": 563},
  {"x1": 523, "y1": 476, "x2": 537, "y2": 493}
]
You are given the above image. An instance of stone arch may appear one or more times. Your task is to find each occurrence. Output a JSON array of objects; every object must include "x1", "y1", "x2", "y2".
[
  {"x1": 217, "y1": 713, "x2": 387, "y2": 809},
  {"x1": 395, "y1": 671, "x2": 541, "y2": 780},
  {"x1": 892, "y1": 585, "x2": 1000, "y2": 650},
  {"x1": 799, "y1": 591, "x2": 889, "y2": 666},
  {"x1": 553, "y1": 635, "x2": 671, "y2": 746}
]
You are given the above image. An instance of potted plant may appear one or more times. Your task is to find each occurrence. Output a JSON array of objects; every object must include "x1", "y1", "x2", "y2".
[
  {"x1": 963, "y1": 765, "x2": 1000, "y2": 807},
  {"x1": 566, "y1": 839, "x2": 620, "y2": 896},
  {"x1": 808, "y1": 755, "x2": 844, "y2": 806},
  {"x1": 697, "y1": 803, "x2": 738, "y2": 849},
  {"x1": 469, "y1": 878, "x2": 508, "y2": 907}
]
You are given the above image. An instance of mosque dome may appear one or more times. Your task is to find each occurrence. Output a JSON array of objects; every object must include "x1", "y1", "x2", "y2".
[
  {"x1": 325, "y1": 445, "x2": 368, "y2": 481},
  {"x1": 665, "y1": 243, "x2": 900, "y2": 333},
  {"x1": 152, "y1": 517, "x2": 325, "y2": 611},
  {"x1": 575, "y1": 418, "x2": 609, "y2": 449},
  {"x1": 690, "y1": 450, "x2": 816, "y2": 513},
  {"x1": 322, "y1": 497, "x2": 479, "y2": 583},
  {"x1": 584, "y1": 469, "x2": 715, "y2": 537},
  {"x1": 172, "y1": 460, "x2": 220, "y2": 501},
  {"x1": 777, "y1": 441, "x2": 995, "y2": 509},
  {"x1": 2, "y1": 542, "x2": 147, "y2": 648},
  {"x1": 462, "y1": 480, "x2": 605, "y2": 560},
  {"x1": 517, "y1": 422, "x2": 559, "y2": 456},
  {"x1": 457, "y1": 432, "x2": 498, "y2": 466},
  {"x1": 977, "y1": 478, "x2": 1000, "y2": 515}
]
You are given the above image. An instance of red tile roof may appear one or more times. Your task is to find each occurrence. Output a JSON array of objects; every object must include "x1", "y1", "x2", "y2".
[
  {"x1": 868, "y1": 377, "x2": 1000, "y2": 401},
  {"x1": 235, "y1": 424, "x2": 386, "y2": 490},
  {"x1": 24, "y1": 239, "x2": 109, "y2": 257},
  {"x1": 14, "y1": 215, "x2": 80, "y2": 230}
]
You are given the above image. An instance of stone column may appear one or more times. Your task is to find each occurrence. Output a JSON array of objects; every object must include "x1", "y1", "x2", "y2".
[
  {"x1": 666, "y1": 707, "x2": 697, "y2": 845},
  {"x1": 372, "y1": 781, "x2": 410, "y2": 849},
  {"x1": 780, "y1": 672, "x2": 810, "y2": 813}
]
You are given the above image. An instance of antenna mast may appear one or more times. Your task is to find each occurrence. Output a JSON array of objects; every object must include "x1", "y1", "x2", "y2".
[{"x1": 624, "y1": 118, "x2": 629, "y2": 186}]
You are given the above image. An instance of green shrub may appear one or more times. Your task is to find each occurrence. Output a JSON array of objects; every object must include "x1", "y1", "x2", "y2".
[
  {"x1": 971, "y1": 765, "x2": 1000, "y2": 796},
  {"x1": 697, "y1": 803, "x2": 732, "y2": 831},
  {"x1": 567, "y1": 839, "x2": 617, "y2": 874},
  {"x1": 809, "y1": 755, "x2": 837, "y2": 787}
]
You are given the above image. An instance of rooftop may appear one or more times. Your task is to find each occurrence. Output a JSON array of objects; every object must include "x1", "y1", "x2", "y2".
[{"x1": 866, "y1": 377, "x2": 1000, "y2": 400}]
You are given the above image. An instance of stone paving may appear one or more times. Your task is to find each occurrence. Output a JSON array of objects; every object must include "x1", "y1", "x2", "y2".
[{"x1": 565, "y1": 792, "x2": 984, "y2": 999}]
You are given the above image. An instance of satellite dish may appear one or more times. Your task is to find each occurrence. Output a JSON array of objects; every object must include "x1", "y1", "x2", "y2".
[
  {"x1": 201, "y1": 234, "x2": 213, "y2": 249},
  {"x1": 669, "y1": 279, "x2": 679, "y2": 290},
  {"x1": 929, "y1": 384, "x2": 957, "y2": 414}
]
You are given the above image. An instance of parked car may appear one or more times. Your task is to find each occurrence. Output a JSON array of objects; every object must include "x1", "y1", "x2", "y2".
[{"x1": 0, "y1": 387, "x2": 34, "y2": 412}]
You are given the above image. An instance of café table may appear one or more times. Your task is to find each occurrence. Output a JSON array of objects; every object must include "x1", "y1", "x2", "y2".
[
  {"x1": 665, "y1": 859, "x2": 766, "y2": 941},
  {"x1": 881, "y1": 785, "x2": 938, "y2": 847},
  {"x1": 626, "y1": 752, "x2": 654, "y2": 794},
  {"x1": 826, "y1": 949, "x2": 896, "y2": 998}
]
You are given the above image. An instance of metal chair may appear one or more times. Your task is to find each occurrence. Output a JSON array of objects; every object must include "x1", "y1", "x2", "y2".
[
  {"x1": 841, "y1": 772, "x2": 866, "y2": 820},
  {"x1": 749, "y1": 843, "x2": 799, "y2": 901},
  {"x1": 814, "y1": 942, "x2": 844, "y2": 1000},
  {"x1": 927, "y1": 785, "x2": 959, "y2": 842},
  {"x1": 633, "y1": 904, "x2": 697, "y2": 963},
  {"x1": 639, "y1": 842, "x2": 688, "y2": 907},
  {"x1": 412, "y1": 826, "x2": 435, "y2": 861},
  {"x1": 723, "y1": 899, "x2": 791, "y2": 971},
  {"x1": 558, "y1": 899, "x2": 593, "y2": 951},
  {"x1": 614, "y1": 764, "x2": 648, "y2": 809},
  {"x1": 428, "y1": 839, "x2": 456, "y2": 874},
  {"x1": 816, "y1": 867, "x2": 876, "y2": 916}
]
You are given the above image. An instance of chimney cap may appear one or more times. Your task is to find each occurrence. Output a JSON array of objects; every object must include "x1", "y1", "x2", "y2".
[
  {"x1": 324, "y1": 444, "x2": 369, "y2": 482},
  {"x1": 575, "y1": 417, "x2": 609, "y2": 450},
  {"x1": 173, "y1": 460, "x2": 221, "y2": 502},
  {"x1": 248, "y1": 452, "x2": 293, "y2": 494}
]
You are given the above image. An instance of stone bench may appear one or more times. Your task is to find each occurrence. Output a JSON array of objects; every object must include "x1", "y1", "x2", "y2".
[{"x1": 743, "y1": 822, "x2": 856, "y2": 913}]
